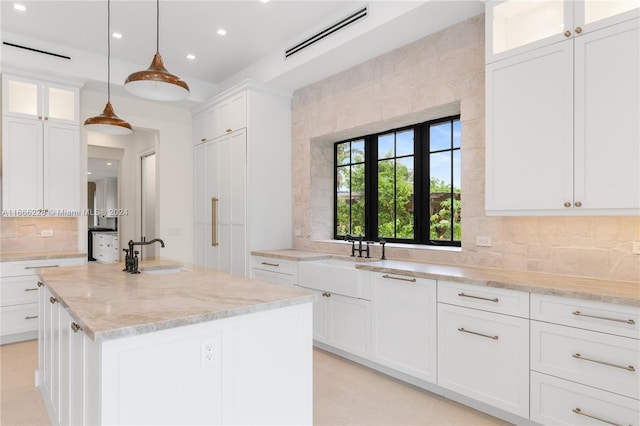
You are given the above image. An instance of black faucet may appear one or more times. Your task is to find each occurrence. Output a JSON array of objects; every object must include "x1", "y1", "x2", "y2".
[
  {"x1": 345, "y1": 234, "x2": 371, "y2": 258},
  {"x1": 124, "y1": 238, "x2": 165, "y2": 273}
]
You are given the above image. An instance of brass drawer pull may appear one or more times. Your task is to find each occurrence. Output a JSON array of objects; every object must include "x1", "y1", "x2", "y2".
[
  {"x1": 322, "y1": 292, "x2": 331, "y2": 297},
  {"x1": 226, "y1": 128, "x2": 232, "y2": 133},
  {"x1": 49, "y1": 296, "x2": 57, "y2": 304},
  {"x1": 573, "y1": 353, "x2": 635, "y2": 371},
  {"x1": 572, "y1": 408, "x2": 628, "y2": 426},
  {"x1": 261, "y1": 262, "x2": 280, "y2": 267},
  {"x1": 25, "y1": 315, "x2": 38, "y2": 320},
  {"x1": 71, "y1": 322, "x2": 82, "y2": 333},
  {"x1": 25, "y1": 265, "x2": 59, "y2": 270},
  {"x1": 382, "y1": 274, "x2": 416, "y2": 283},
  {"x1": 37, "y1": 281, "x2": 44, "y2": 287},
  {"x1": 24, "y1": 288, "x2": 39, "y2": 292},
  {"x1": 211, "y1": 197, "x2": 219, "y2": 247},
  {"x1": 458, "y1": 327, "x2": 498, "y2": 340},
  {"x1": 572, "y1": 310, "x2": 635, "y2": 324},
  {"x1": 458, "y1": 292, "x2": 499, "y2": 303}
]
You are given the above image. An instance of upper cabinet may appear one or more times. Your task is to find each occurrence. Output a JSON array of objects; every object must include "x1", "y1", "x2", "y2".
[
  {"x1": 2, "y1": 74, "x2": 80, "y2": 214},
  {"x1": 486, "y1": 0, "x2": 640, "y2": 63},
  {"x1": 193, "y1": 91, "x2": 247, "y2": 145},
  {"x1": 3, "y1": 75, "x2": 79, "y2": 124},
  {"x1": 485, "y1": 2, "x2": 639, "y2": 216}
]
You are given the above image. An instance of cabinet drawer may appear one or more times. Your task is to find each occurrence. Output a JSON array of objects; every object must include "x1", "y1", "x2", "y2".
[
  {"x1": 438, "y1": 281, "x2": 529, "y2": 318},
  {"x1": 437, "y1": 303, "x2": 529, "y2": 417},
  {"x1": 531, "y1": 293, "x2": 640, "y2": 339},
  {"x1": 251, "y1": 256, "x2": 294, "y2": 276},
  {"x1": 1, "y1": 257, "x2": 85, "y2": 277},
  {"x1": 0, "y1": 276, "x2": 40, "y2": 306},
  {"x1": 0, "y1": 303, "x2": 39, "y2": 336},
  {"x1": 531, "y1": 320, "x2": 639, "y2": 399},
  {"x1": 252, "y1": 269, "x2": 295, "y2": 287},
  {"x1": 531, "y1": 371, "x2": 640, "y2": 426}
]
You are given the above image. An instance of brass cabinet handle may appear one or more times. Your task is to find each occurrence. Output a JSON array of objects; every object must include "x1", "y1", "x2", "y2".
[
  {"x1": 211, "y1": 197, "x2": 219, "y2": 247},
  {"x1": 573, "y1": 353, "x2": 635, "y2": 371},
  {"x1": 25, "y1": 315, "x2": 38, "y2": 320},
  {"x1": 25, "y1": 265, "x2": 59, "y2": 270},
  {"x1": 574, "y1": 201, "x2": 582, "y2": 207},
  {"x1": 24, "y1": 288, "x2": 39, "y2": 292},
  {"x1": 49, "y1": 296, "x2": 57, "y2": 304},
  {"x1": 38, "y1": 115, "x2": 43, "y2": 120},
  {"x1": 458, "y1": 327, "x2": 498, "y2": 340},
  {"x1": 575, "y1": 26, "x2": 582, "y2": 34},
  {"x1": 261, "y1": 262, "x2": 280, "y2": 267},
  {"x1": 200, "y1": 138, "x2": 206, "y2": 142},
  {"x1": 37, "y1": 281, "x2": 44, "y2": 287},
  {"x1": 457, "y1": 292, "x2": 499, "y2": 303},
  {"x1": 226, "y1": 128, "x2": 232, "y2": 133},
  {"x1": 572, "y1": 408, "x2": 628, "y2": 426},
  {"x1": 382, "y1": 274, "x2": 416, "y2": 283},
  {"x1": 322, "y1": 292, "x2": 331, "y2": 297},
  {"x1": 564, "y1": 201, "x2": 571, "y2": 208},
  {"x1": 572, "y1": 310, "x2": 635, "y2": 324},
  {"x1": 44, "y1": 116, "x2": 49, "y2": 120},
  {"x1": 564, "y1": 30, "x2": 571, "y2": 37},
  {"x1": 71, "y1": 322, "x2": 82, "y2": 333}
]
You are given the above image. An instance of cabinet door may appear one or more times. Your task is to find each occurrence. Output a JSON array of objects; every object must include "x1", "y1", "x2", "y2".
[
  {"x1": 213, "y1": 92, "x2": 246, "y2": 138},
  {"x1": 574, "y1": 18, "x2": 639, "y2": 212},
  {"x1": 372, "y1": 274, "x2": 437, "y2": 382},
  {"x1": 296, "y1": 286, "x2": 328, "y2": 343},
  {"x1": 193, "y1": 111, "x2": 207, "y2": 144},
  {"x1": 69, "y1": 319, "x2": 86, "y2": 425},
  {"x1": 2, "y1": 75, "x2": 42, "y2": 119},
  {"x1": 50, "y1": 298, "x2": 61, "y2": 424},
  {"x1": 328, "y1": 293, "x2": 370, "y2": 359},
  {"x1": 43, "y1": 83, "x2": 78, "y2": 124},
  {"x1": 43, "y1": 122, "x2": 79, "y2": 212},
  {"x1": 58, "y1": 307, "x2": 71, "y2": 426},
  {"x1": 2, "y1": 116, "x2": 43, "y2": 211},
  {"x1": 437, "y1": 303, "x2": 530, "y2": 417},
  {"x1": 486, "y1": 41, "x2": 574, "y2": 214}
]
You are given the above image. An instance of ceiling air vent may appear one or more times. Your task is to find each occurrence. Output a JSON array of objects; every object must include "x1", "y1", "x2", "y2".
[
  {"x1": 285, "y1": 6, "x2": 368, "y2": 59},
  {"x1": 2, "y1": 41, "x2": 71, "y2": 60}
]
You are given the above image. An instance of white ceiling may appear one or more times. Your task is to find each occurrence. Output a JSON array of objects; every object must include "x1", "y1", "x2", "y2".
[
  {"x1": 1, "y1": 1, "x2": 485, "y2": 103},
  {"x1": 88, "y1": 157, "x2": 119, "y2": 181}
]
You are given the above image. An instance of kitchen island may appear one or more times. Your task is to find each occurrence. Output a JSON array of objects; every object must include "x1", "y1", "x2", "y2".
[{"x1": 36, "y1": 261, "x2": 316, "y2": 425}]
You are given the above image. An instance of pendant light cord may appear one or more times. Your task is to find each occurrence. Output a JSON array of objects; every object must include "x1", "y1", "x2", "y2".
[
  {"x1": 107, "y1": 0, "x2": 111, "y2": 102},
  {"x1": 156, "y1": 0, "x2": 160, "y2": 53}
]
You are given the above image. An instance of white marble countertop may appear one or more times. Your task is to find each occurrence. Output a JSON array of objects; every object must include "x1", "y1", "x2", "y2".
[
  {"x1": 37, "y1": 261, "x2": 316, "y2": 341},
  {"x1": 0, "y1": 251, "x2": 86, "y2": 262},
  {"x1": 252, "y1": 249, "x2": 640, "y2": 306}
]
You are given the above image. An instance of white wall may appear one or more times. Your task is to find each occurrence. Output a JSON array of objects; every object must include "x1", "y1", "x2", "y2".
[{"x1": 80, "y1": 89, "x2": 193, "y2": 264}]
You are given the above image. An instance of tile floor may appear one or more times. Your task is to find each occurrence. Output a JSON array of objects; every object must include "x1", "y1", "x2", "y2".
[{"x1": 1, "y1": 340, "x2": 510, "y2": 425}]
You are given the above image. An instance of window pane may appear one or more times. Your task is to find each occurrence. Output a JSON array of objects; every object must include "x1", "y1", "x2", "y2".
[
  {"x1": 378, "y1": 133, "x2": 394, "y2": 159},
  {"x1": 396, "y1": 130, "x2": 414, "y2": 157},
  {"x1": 351, "y1": 164, "x2": 365, "y2": 235},
  {"x1": 453, "y1": 150, "x2": 461, "y2": 241},
  {"x1": 453, "y1": 120, "x2": 461, "y2": 148},
  {"x1": 430, "y1": 151, "x2": 452, "y2": 241},
  {"x1": 378, "y1": 159, "x2": 395, "y2": 238},
  {"x1": 430, "y1": 151, "x2": 451, "y2": 186},
  {"x1": 336, "y1": 166, "x2": 350, "y2": 235},
  {"x1": 337, "y1": 142, "x2": 351, "y2": 165},
  {"x1": 352, "y1": 140, "x2": 365, "y2": 163},
  {"x1": 430, "y1": 122, "x2": 451, "y2": 151},
  {"x1": 396, "y1": 157, "x2": 414, "y2": 239}
]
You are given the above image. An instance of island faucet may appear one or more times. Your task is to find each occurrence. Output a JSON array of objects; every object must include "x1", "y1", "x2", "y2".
[{"x1": 124, "y1": 238, "x2": 165, "y2": 274}]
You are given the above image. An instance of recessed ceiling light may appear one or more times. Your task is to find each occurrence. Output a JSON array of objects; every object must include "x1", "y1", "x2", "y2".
[
  {"x1": 14, "y1": 3, "x2": 26, "y2": 12},
  {"x1": 259, "y1": 0, "x2": 270, "y2": 3},
  {"x1": 106, "y1": 162, "x2": 112, "y2": 166},
  {"x1": 217, "y1": 29, "x2": 227, "y2": 36},
  {"x1": 87, "y1": 172, "x2": 92, "y2": 175},
  {"x1": 112, "y1": 33, "x2": 123, "y2": 39},
  {"x1": 186, "y1": 54, "x2": 196, "y2": 60}
]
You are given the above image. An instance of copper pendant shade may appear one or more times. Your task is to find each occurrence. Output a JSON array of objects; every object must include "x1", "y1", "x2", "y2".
[
  {"x1": 124, "y1": 0, "x2": 190, "y2": 101},
  {"x1": 84, "y1": 0, "x2": 132, "y2": 135}
]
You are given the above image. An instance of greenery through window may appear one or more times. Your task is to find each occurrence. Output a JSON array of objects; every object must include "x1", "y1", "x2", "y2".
[{"x1": 334, "y1": 116, "x2": 461, "y2": 246}]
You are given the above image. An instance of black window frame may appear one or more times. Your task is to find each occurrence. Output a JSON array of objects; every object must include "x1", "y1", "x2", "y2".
[{"x1": 333, "y1": 115, "x2": 461, "y2": 247}]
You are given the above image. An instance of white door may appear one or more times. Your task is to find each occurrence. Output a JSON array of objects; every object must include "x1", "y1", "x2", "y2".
[
  {"x1": 140, "y1": 153, "x2": 157, "y2": 259},
  {"x1": 44, "y1": 122, "x2": 79, "y2": 212}
]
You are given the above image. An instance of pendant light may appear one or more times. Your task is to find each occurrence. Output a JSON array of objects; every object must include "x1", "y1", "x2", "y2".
[
  {"x1": 124, "y1": 0, "x2": 190, "y2": 101},
  {"x1": 84, "y1": 0, "x2": 133, "y2": 135}
]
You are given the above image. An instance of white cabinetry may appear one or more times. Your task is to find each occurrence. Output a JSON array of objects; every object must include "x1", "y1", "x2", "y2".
[
  {"x1": 530, "y1": 293, "x2": 640, "y2": 425},
  {"x1": 193, "y1": 82, "x2": 292, "y2": 276},
  {"x1": 250, "y1": 256, "x2": 296, "y2": 286},
  {"x1": 485, "y1": 2, "x2": 639, "y2": 215},
  {"x1": 437, "y1": 282, "x2": 530, "y2": 418},
  {"x1": 1, "y1": 257, "x2": 84, "y2": 344},
  {"x1": 92, "y1": 233, "x2": 119, "y2": 264},
  {"x1": 2, "y1": 75, "x2": 80, "y2": 213},
  {"x1": 371, "y1": 273, "x2": 437, "y2": 383}
]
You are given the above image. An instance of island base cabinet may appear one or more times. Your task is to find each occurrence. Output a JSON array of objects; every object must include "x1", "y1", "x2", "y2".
[
  {"x1": 531, "y1": 371, "x2": 640, "y2": 426},
  {"x1": 437, "y1": 303, "x2": 529, "y2": 418}
]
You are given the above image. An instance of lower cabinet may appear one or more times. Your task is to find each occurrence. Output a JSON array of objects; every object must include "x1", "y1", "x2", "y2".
[
  {"x1": 371, "y1": 273, "x2": 437, "y2": 383},
  {"x1": 296, "y1": 285, "x2": 371, "y2": 359},
  {"x1": 250, "y1": 256, "x2": 296, "y2": 286},
  {"x1": 437, "y1": 303, "x2": 530, "y2": 418}
]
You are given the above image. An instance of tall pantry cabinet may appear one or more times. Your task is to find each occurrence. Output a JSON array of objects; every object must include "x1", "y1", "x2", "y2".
[{"x1": 193, "y1": 81, "x2": 292, "y2": 276}]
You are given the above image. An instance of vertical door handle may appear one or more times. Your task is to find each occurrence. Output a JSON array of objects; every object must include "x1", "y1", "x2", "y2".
[{"x1": 211, "y1": 197, "x2": 219, "y2": 247}]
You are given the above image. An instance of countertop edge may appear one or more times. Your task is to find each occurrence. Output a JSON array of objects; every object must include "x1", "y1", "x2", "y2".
[{"x1": 1, "y1": 251, "x2": 86, "y2": 262}]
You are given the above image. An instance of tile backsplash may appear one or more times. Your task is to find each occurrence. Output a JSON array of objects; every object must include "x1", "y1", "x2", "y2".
[
  {"x1": 290, "y1": 14, "x2": 640, "y2": 283},
  {"x1": 1, "y1": 217, "x2": 78, "y2": 252}
]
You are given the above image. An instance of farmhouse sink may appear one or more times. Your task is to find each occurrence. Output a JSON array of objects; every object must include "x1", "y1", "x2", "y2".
[{"x1": 297, "y1": 257, "x2": 364, "y2": 298}]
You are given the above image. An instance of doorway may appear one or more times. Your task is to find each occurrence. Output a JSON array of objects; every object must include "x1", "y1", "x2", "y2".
[{"x1": 140, "y1": 152, "x2": 157, "y2": 259}]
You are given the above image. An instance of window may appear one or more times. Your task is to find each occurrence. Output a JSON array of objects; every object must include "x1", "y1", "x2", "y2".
[{"x1": 334, "y1": 116, "x2": 461, "y2": 246}]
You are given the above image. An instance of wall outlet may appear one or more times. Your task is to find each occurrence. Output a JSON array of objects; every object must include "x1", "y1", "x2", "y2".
[
  {"x1": 41, "y1": 230, "x2": 54, "y2": 237},
  {"x1": 294, "y1": 229, "x2": 302, "y2": 237},
  {"x1": 201, "y1": 338, "x2": 218, "y2": 367},
  {"x1": 633, "y1": 241, "x2": 640, "y2": 255},
  {"x1": 476, "y1": 236, "x2": 492, "y2": 247}
]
